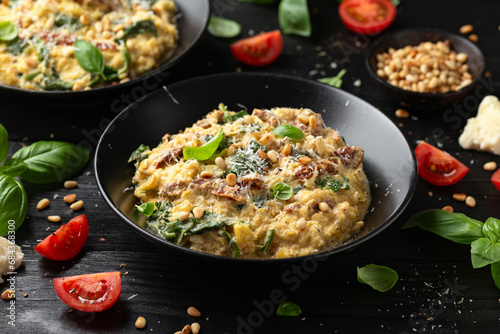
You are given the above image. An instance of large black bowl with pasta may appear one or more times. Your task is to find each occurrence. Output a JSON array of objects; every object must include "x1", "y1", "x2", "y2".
[{"x1": 95, "y1": 72, "x2": 418, "y2": 263}]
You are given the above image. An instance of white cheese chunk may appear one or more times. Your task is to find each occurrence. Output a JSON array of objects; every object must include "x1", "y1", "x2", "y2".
[
  {"x1": 0, "y1": 237, "x2": 24, "y2": 283},
  {"x1": 459, "y1": 95, "x2": 500, "y2": 155}
]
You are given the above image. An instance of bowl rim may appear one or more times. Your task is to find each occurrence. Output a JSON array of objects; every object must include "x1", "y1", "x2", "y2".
[
  {"x1": 94, "y1": 72, "x2": 418, "y2": 263},
  {"x1": 0, "y1": 0, "x2": 210, "y2": 96},
  {"x1": 365, "y1": 27, "x2": 486, "y2": 98}
]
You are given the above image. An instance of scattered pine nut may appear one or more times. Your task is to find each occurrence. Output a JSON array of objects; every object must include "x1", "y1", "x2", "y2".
[
  {"x1": 119, "y1": 264, "x2": 126, "y2": 267},
  {"x1": 23, "y1": 293, "x2": 28, "y2": 298},
  {"x1": 135, "y1": 316, "x2": 146, "y2": 329},
  {"x1": 483, "y1": 161, "x2": 497, "y2": 171},
  {"x1": 297, "y1": 114, "x2": 309, "y2": 125},
  {"x1": 468, "y1": 34, "x2": 478, "y2": 43},
  {"x1": 70, "y1": 200, "x2": 84, "y2": 211},
  {"x1": 309, "y1": 115, "x2": 317, "y2": 129},
  {"x1": 318, "y1": 202, "x2": 329, "y2": 212},
  {"x1": 187, "y1": 306, "x2": 201, "y2": 317},
  {"x1": 226, "y1": 173, "x2": 237, "y2": 187},
  {"x1": 228, "y1": 145, "x2": 237, "y2": 156},
  {"x1": 1, "y1": 289, "x2": 14, "y2": 301},
  {"x1": 64, "y1": 180, "x2": 78, "y2": 189},
  {"x1": 215, "y1": 157, "x2": 226, "y2": 170},
  {"x1": 191, "y1": 323, "x2": 201, "y2": 334},
  {"x1": 252, "y1": 132, "x2": 261, "y2": 140},
  {"x1": 442, "y1": 205, "x2": 454, "y2": 213},
  {"x1": 37, "y1": 198, "x2": 50, "y2": 210},
  {"x1": 193, "y1": 207, "x2": 204, "y2": 219},
  {"x1": 465, "y1": 196, "x2": 476, "y2": 208},
  {"x1": 48, "y1": 215, "x2": 61, "y2": 223},
  {"x1": 395, "y1": 109, "x2": 410, "y2": 118},
  {"x1": 257, "y1": 149, "x2": 268, "y2": 160},
  {"x1": 452, "y1": 193, "x2": 466, "y2": 201},
  {"x1": 259, "y1": 134, "x2": 273, "y2": 145},
  {"x1": 282, "y1": 144, "x2": 291, "y2": 156},
  {"x1": 459, "y1": 24, "x2": 474, "y2": 34},
  {"x1": 298, "y1": 156, "x2": 312, "y2": 165},
  {"x1": 296, "y1": 220, "x2": 306, "y2": 230},
  {"x1": 182, "y1": 324, "x2": 192, "y2": 334},
  {"x1": 63, "y1": 194, "x2": 77, "y2": 204},
  {"x1": 178, "y1": 212, "x2": 190, "y2": 221},
  {"x1": 200, "y1": 171, "x2": 214, "y2": 178},
  {"x1": 267, "y1": 150, "x2": 278, "y2": 163},
  {"x1": 244, "y1": 115, "x2": 253, "y2": 125}
]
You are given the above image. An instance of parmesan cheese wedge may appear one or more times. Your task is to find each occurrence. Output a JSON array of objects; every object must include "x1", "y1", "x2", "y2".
[{"x1": 459, "y1": 95, "x2": 500, "y2": 155}]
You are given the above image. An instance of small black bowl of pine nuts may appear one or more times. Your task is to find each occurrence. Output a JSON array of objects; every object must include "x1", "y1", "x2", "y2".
[{"x1": 366, "y1": 28, "x2": 485, "y2": 110}]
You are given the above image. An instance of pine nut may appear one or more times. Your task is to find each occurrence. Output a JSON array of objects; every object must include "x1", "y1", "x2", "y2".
[
  {"x1": 252, "y1": 132, "x2": 261, "y2": 140},
  {"x1": 442, "y1": 205, "x2": 454, "y2": 212},
  {"x1": 318, "y1": 202, "x2": 329, "y2": 212},
  {"x1": 182, "y1": 325, "x2": 191, "y2": 334},
  {"x1": 79, "y1": 15, "x2": 90, "y2": 25},
  {"x1": 200, "y1": 171, "x2": 214, "y2": 178},
  {"x1": 187, "y1": 306, "x2": 201, "y2": 317},
  {"x1": 298, "y1": 156, "x2": 311, "y2": 165},
  {"x1": 267, "y1": 150, "x2": 278, "y2": 163},
  {"x1": 453, "y1": 193, "x2": 466, "y2": 201},
  {"x1": 64, "y1": 180, "x2": 78, "y2": 189},
  {"x1": 395, "y1": 109, "x2": 410, "y2": 118},
  {"x1": 63, "y1": 194, "x2": 77, "y2": 204},
  {"x1": 282, "y1": 144, "x2": 291, "y2": 156},
  {"x1": 468, "y1": 34, "x2": 478, "y2": 43},
  {"x1": 259, "y1": 134, "x2": 272, "y2": 145},
  {"x1": 257, "y1": 149, "x2": 268, "y2": 160},
  {"x1": 244, "y1": 115, "x2": 253, "y2": 124},
  {"x1": 456, "y1": 53, "x2": 468, "y2": 63},
  {"x1": 193, "y1": 208, "x2": 204, "y2": 219},
  {"x1": 297, "y1": 114, "x2": 309, "y2": 124},
  {"x1": 70, "y1": 200, "x2": 84, "y2": 211},
  {"x1": 459, "y1": 24, "x2": 474, "y2": 34},
  {"x1": 135, "y1": 316, "x2": 146, "y2": 329},
  {"x1": 37, "y1": 198, "x2": 50, "y2": 210},
  {"x1": 1, "y1": 289, "x2": 14, "y2": 301},
  {"x1": 226, "y1": 173, "x2": 237, "y2": 187},
  {"x1": 309, "y1": 115, "x2": 317, "y2": 129},
  {"x1": 191, "y1": 323, "x2": 201, "y2": 334},
  {"x1": 178, "y1": 212, "x2": 190, "y2": 221},
  {"x1": 47, "y1": 215, "x2": 61, "y2": 223},
  {"x1": 465, "y1": 196, "x2": 476, "y2": 208},
  {"x1": 355, "y1": 221, "x2": 365, "y2": 229},
  {"x1": 215, "y1": 157, "x2": 226, "y2": 170},
  {"x1": 228, "y1": 145, "x2": 237, "y2": 156},
  {"x1": 296, "y1": 220, "x2": 306, "y2": 230},
  {"x1": 113, "y1": 23, "x2": 125, "y2": 32},
  {"x1": 483, "y1": 161, "x2": 497, "y2": 171}
]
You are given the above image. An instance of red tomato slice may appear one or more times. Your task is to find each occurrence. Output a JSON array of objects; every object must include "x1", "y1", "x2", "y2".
[
  {"x1": 339, "y1": 0, "x2": 396, "y2": 35},
  {"x1": 491, "y1": 169, "x2": 500, "y2": 191},
  {"x1": 53, "y1": 272, "x2": 122, "y2": 313},
  {"x1": 230, "y1": 30, "x2": 283, "y2": 66},
  {"x1": 34, "y1": 214, "x2": 89, "y2": 261},
  {"x1": 415, "y1": 142, "x2": 469, "y2": 186}
]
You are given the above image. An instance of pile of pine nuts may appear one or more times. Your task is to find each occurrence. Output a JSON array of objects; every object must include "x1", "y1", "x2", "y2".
[{"x1": 375, "y1": 40, "x2": 473, "y2": 93}]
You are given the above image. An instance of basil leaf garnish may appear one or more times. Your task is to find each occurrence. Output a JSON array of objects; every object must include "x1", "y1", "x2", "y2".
[
  {"x1": 74, "y1": 39, "x2": 105, "y2": 75},
  {"x1": 277, "y1": 302, "x2": 302, "y2": 316},
  {"x1": 0, "y1": 174, "x2": 27, "y2": 236},
  {"x1": 471, "y1": 238, "x2": 500, "y2": 269},
  {"x1": 278, "y1": 0, "x2": 311, "y2": 37},
  {"x1": 272, "y1": 125, "x2": 304, "y2": 140},
  {"x1": 260, "y1": 228, "x2": 275, "y2": 254},
  {"x1": 357, "y1": 264, "x2": 398, "y2": 292},
  {"x1": 0, "y1": 158, "x2": 27, "y2": 177},
  {"x1": 272, "y1": 182, "x2": 293, "y2": 200},
  {"x1": 402, "y1": 209, "x2": 484, "y2": 245},
  {"x1": 318, "y1": 69, "x2": 347, "y2": 88},
  {"x1": 136, "y1": 202, "x2": 155, "y2": 217},
  {"x1": 123, "y1": 20, "x2": 157, "y2": 39},
  {"x1": 208, "y1": 16, "x2": 241, "y2": 38},
  {"x1": 0, "y1": 123, "x2": 8, "y2": 163},
  {"x1": 0, "y1": 22, "x2": 18, "y2": 42},
  {"x1": 12, "y1": 141, "x2": 89, "y2": 184},
  {"x1": 483, "y1": 217, "x2": 500, "y2": 244},
  {"x1": 491, "y1": 261, "x2": 500, "y2": 290},
  {"x1": 183, "y1": 129, "x2": 224, "y2": 161}
]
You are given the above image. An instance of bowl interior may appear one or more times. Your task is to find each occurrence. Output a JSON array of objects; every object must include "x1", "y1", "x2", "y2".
[{"x1": 95, "y1": 73, "x2": 417, "y2": 262}]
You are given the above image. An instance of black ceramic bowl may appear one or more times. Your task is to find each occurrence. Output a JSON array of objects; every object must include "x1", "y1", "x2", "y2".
[
  {"x1": 0, "y1": 0, "x2": 209, "y2": 110},
  {"x1": 94, "y1": 73, "x2": 417, "y2": 263},
  {"x1": 366, "y1": 28, "x2": 485, "y2": 110}
]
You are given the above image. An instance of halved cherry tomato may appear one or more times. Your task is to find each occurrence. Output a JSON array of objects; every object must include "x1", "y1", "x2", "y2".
[
  {"x1": 53, "y1": 272, "x2": 122, "y2": 313},
  {"x1": 230, "y1": 30, "x2": 283, "y2": 66},
  {"x1": 34, "y1": 214, "x2": 89, "y2": 261},
  {"x1": 339, "y1": 0, "x2": 396, "y2": 35},
  {"x1": 415, "y1": 142, "x2": 469, "y2": 186},
  {"x1": 491, "y1": 169, "x2": 500, "y2": 191}
]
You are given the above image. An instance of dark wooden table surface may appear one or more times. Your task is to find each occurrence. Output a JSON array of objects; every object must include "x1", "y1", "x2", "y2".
[{"x1": 2, "y1": 0, "x2": 500, "y2": 333}]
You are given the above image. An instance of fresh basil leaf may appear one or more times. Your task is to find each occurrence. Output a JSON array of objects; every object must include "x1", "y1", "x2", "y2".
[
  {"x1": 402, "y1": 209, "x2": 484, "y2": 245},
  {"x1": 0, "y1": 22, "x2": 18, "y2": 42},
  {"x1": 483, "y1": 217, "x2": 500, "y2": 243},
  {"x1": 0, "y1": 174, "x2": 27, "y2": 236},
  {"x1": 260, "y1": 228, "x2": 275, "y2": 254},
  {"x1": 318, "y1": 69, "x2": 347, "y2": 88},
  {"x1": 471, "y1": 238, "x2": 500, "y2": 269},
  {"x1": 0, "y1": 123, "x2": 8, "y2": 163},
  {"x1": 278, "y1": 0, "x2": 311, "y2": 37},
  {"x1": 277, "y1": 302, "x2": 302, "y2": 316},
  {"x1": 357, "y1": 264, "x2": 398, "y2": 292},
  {"x1": 491, "y1": 261, "x2": 500, "y2": 290},
  {"x1": 123, "y1": 20, "x2": 157, "y2": 39},
  {"x1": 272, "y1": 125, "x2": 304, "y2": 140},
  {"x1": 183, "y1": 129, "x2": 224, "y2": 161},
  {"x1": 208, "y1": 16, "x2": 241, "y2": 38},
  {"x1": 0, "y1": 158, "x2": 27, "y2": 177},
  {"x1": 272, "y1": 182, "x2": 293, "y2": 200},
  {"x1": 12, "y1": 141, "x2": 89, "y2": 184},
  {"x1": 136, "y1": 202, "x2": 155, "y2": 217},
  {"x1": 74, "y1": 39, "x2": 104, "y2": 75}
]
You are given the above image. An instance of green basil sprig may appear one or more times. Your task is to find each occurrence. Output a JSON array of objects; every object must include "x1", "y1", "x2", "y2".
[
  {"x1": 74, "y1": 39, "x2": 104, "y2": 75},
  {"x1": 183, "y1": 129, "x2": 224, "y2": 161},
  {"x1": 278, "y1": 0, "x2": 311, "y2": 37},
  {"x1": 0, "y1": 158, "x2": 27, "y2": 177},
  {"x1": 12, "y1": 141, "x2": 89, "y2": 184},
  {"x1": 0, "y1": 175, "x2": 27, "y2": 236},
  {"x1": 357, "y1": 264, "x2": 398, "y2": 292},
  {"x1": 277, "y1": 302, "x2": 302, "y2": 316},
  {"x1": 491, "y1": 261, "x2": 500, "y2": 289},
  {"x1": 272, "y1": 182, "x2": 293, "y2": 200},
  {"x1": 208, "y1": 16, "x2": 241, "y2": 38},
  {"x1": 136, "y1": 202, "x2": 155, "y2": 217},
  {"x1": 272, "y1": 125, "x2": 304, "y2": 140},
  {"x1": 0, "y1": 22, "x2": 18, "y2": 42},
  {"x1": 318, "y1": 69, "x2": 347, "y2": 88}
]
